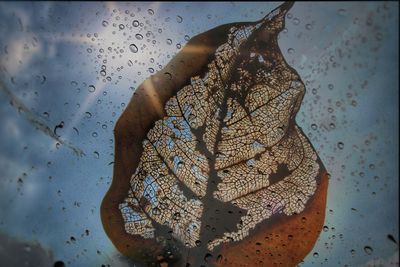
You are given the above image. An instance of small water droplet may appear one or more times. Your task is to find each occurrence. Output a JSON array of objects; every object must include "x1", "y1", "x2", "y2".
[
  {"x1": 135, "y1": 33, "x2": 143, "y2": 40},
  {"x1": 147, "y1": 9, "x2": 154, "y2": 15},
  {"x1": 364, "y1": 246, "x2": 373, "y2": 255},
  {"x1": 53, "y1": 261, "x2": 65, "y2": 267},
  {"x1": 337, "y1": 142, "x2": 344, "y2": 149},
  {"x1": 129, "y1": 44, "x2": 138, "y2": 53},
  {"x1": 132, "y1": 20, "x2": 139, "y2": 27},
  {"x1": 293, "y1": 18, "x2": 300, "y2": 25},
  {"x1": 311, "y1": 124, "x2": 317, "y2": 130},
  {"x1": 92, "y1": 132, "x2": 98, "y2": 138},
  {"x1": 102, "y1": 20, "x2": 108, "y2": 27},
  {"x1": 88, "y1": 85, "x2": 96, "y2": 93},
  {"x1": 93, "y1": 151, "x2": 99, "y2": 159},
  {"x1": 166, "y1": 39, "x2": 172, "y2": 45},
  {"x1": 184, "y1": 35, "x2": 190, "y2": 41},
  {"x1": 288, "y1": 48, "x2": 295, "y2": 54},
  {"x1": 337, "y1": 9, "x2": 347, "y2": 16},
  {"x1": 176, "y1": 15, "x2": 183, "y2": 23},
  {"x1": 164, "y1": 72, "x2": 172, "y2": 80},
  {"x1": 71, "y1": 81, "x2": 78, "y2": 87},
  {"x1": 204, "y1": 253, "x2": 213, "y2": 262},
  {"x1": 87, "y1": 48, "x2": 92, "y2": 53},
  {"x1": 152, "y1": 207, "x2": 161, "y2": 215},
  {"x1": 313, "y1": 252, "x2": 319, "y2": 258}
]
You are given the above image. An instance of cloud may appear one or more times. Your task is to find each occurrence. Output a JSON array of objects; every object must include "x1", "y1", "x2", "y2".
[{"x1": 0, "y1": 232, "x2": 54, "y2": 267}]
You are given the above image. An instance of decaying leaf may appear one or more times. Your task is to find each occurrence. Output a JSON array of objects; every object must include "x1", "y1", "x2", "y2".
[{"x1": 101, "y1": 2, "x2": 329, "y2": 266}]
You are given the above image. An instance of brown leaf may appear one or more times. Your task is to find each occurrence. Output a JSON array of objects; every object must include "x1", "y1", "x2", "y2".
[{"x1": 101, "y1": 2, "x2": 328, "y2": 266}]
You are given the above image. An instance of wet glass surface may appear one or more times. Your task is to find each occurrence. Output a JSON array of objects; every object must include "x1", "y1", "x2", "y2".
[{"x1": 0, "y1": 2, "x2": 398, "y2": 266}]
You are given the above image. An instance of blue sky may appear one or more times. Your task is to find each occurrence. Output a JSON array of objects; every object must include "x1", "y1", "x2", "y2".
[{"x1": 0, "y1": 2, "x2": 398, "y2": 266}]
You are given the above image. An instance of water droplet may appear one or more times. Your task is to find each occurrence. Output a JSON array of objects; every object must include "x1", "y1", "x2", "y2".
[
  {"x1": 288, "y1": 48, "x2": 295, "y2": 54},
  {"x1": 287, "y1": 13, "x2": 293, "y2": 19},
  {"x1": 176, "y1": 43, "x2": 181, "y2": 49},
  {"x1": 337, "y1": 9, "x2": 347, "y2": 16},
  {"x1": 88, "y1": 85, "x2": 96, "y2": 93},
  {"x1": 102, "y1": 20, "x2": 109, "y2": 27},
  {"x1": 71, "y1": 81, "x2": 78, "y2": 87},
  {"x1": 176, "y1": 15, "x2": 183, "y2": 23},
  {"x1": 119, "y1": 24, "x2": 125, "y2": 30},
  {"x1": 311, "y1": 124, "x2": 317, "y2": 130},
  {"x1": 100, "y1": 70, "x2": 106, "y2": 76},
  {"x1": 313, "y1": 252, "x2": 319, "y2": 258},
  {"x1": 364, "y1": 246, "x2": 373, "y2": 255},
  {"x1": 184, "y1": 35, "x2": 190, "y2": 41},
  {"x1": 132, "y1": 20, "x2": 139, "y2": 27},
  {"x1": 306, "y1": 24, "x2": 313, "y2": 30},
  {"x1": 152, "y1": 207, "x2": 161, "y2": 215},
  {"x1": 92, "y1": 132, "x2": 98, "y2": 138},
  {"x1": 323, "y1": 225, "x2": 329, "y2": 232},
  {"x1": 293, "y1": 18, "x2": 300, "y2": 25},
  {"x1": 135, "y1": 33, "x2": 143, "y2": 40},
  {"x1": 147, "y1": 9, "x2": 154, "y2": 15},
  {"x1": 93, "y1": 151, "x2": 99, "y2": 159},
  {"x1": 166, "y1": 39, "x2": 172, "y2": 45},
  {"x1": 337, "y1": 142, "x2": 344, "y2": 149},
  {"x1": 328, "y1": 84, "x2": 334, "y2": 90},
  {"x1": 87, "y1": 48, "x2": 92, "y2": 53},
  {"x1": 129, "y1": 44, "x2": 138, "y2": 53},
  {"x1": 195, "y1": 240, "x2": 201, "y2": 247},
  {"x1": 387, "y1": 234, "x2": 397, "y2": 244},
  {"x1": 53, "y1": 261, "x2": 65, "y2": 267},
  {"x1": 204, "y1": 253, "x2": 213, "y2": 262},
  {"x1": 164, "y1": 72, "x2": 172, "y2": 80},
  {"x1": 85, "y1": 112, "x2": 92, "y2": 118},
  {"x1": 148, "y1": 68, "x2": 154, "y2": 73}
]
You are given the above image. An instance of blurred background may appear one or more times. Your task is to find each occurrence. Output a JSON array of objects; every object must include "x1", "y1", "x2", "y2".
[{"x1": 0, "y1": 2, "x2": 398, "y2": 266}]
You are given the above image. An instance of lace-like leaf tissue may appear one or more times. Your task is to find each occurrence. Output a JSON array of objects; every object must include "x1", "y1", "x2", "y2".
[{"x1": 101, "y1": 2, "x2": 329, "y2": 266}]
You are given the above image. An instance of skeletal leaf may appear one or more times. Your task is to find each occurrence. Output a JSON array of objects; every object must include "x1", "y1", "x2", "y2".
[{"x1": 101, "y1": 2, "x2": 328, "y2": 266}]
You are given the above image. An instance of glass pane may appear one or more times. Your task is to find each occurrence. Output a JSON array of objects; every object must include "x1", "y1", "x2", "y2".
[{"x1": 0, "y1": 2, "x2": 398, "y2": 266}]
